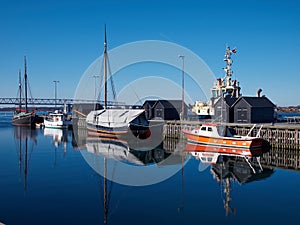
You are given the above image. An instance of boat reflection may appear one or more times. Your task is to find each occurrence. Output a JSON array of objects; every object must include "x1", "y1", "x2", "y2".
[
  {"x1": 86, "y1": 137, "x2": 145, "y2": 166},
  {"x1": 84, "y1": 137, "x2": 187, "y2": 224},
  {"x1": 85, "y1": 137, "x2": 185, "y2": 167},
  {"x1": 13, "y1": 126, "x2": 38, "y2": 191},
  {"x1": 44, "y1": 128, "x2": 68, "y2": 149},
  {"x1": 43, "y1": 128, "x2": 70, "y2": 165},
  {"x1": 185, "y1": 143, "x2": 274, "y2": 216}
]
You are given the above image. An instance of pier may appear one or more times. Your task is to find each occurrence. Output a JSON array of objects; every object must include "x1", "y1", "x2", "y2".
[
  {"x1": 73, "y1": 114, "x2": 300, "y2": 150},
  {"x1": 163, "y1": 121, "x2": 300, "y2": 150}
]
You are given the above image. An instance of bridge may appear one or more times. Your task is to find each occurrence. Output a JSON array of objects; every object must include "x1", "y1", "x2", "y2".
[{"x1": 0, "y1": 97, "x2": 121, "y2": 106}]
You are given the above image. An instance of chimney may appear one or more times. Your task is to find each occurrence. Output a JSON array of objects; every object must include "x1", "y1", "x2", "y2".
[{"x1": 257, "y1": 88, "x2": 262, "y2": 97}]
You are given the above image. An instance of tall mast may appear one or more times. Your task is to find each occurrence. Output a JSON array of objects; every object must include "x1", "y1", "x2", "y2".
[
  {"x1": 103, "y1": 25, "x2": 108, "y2": 109},
  {"x1": 24, "y1": 56, "x2": 28, "y2": 113},
  {"x1": 18, "y1": 69, "x2": 22, "y2": 111}
]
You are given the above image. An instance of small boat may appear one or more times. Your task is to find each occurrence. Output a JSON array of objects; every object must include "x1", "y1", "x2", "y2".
[
  {"x1": 44, "y1": 110, "x2": 72, "y2": 129},
  {"x1": 12, "y1": 57, "x2": 37, "y2": 127},
  {"x1": 86, "y1": 108, "x2": 150, "y2": 137},
  {"x1": 183, "y1": 123, "x2": 264, "y2": 154},
  {"x1": 12, "y1": 110, "x2": 36, "y2": 127}
]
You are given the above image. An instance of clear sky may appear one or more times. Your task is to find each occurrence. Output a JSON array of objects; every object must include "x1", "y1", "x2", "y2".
[{"x1": 0, "y1": 0, "x2": 299, "y2": 106}]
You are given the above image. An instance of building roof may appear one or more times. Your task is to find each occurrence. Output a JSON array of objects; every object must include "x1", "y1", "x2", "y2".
[
  {"x1": 215, "y1": 96, "x2": 237, "y2": 108},
  {"x1": 142, "y1": 100, "x2": 157, "y2": 108},
  {"x1": 234, "y1": 96, "x2": 275, "y2": 108},
  {"x1": 156, "y1": 100, "x2": 185, "y2": 109},
  {"x1": 225, "y1": 96, "x2": 238, "y2": 107},
  {"x1": 143, "y1": 99, "x2": 187, "y2": 109}
]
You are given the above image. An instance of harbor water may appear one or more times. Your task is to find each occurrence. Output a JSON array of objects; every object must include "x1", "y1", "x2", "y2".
[{"x1": 0, "y1": 115, "x2": 300, "y2": 225}]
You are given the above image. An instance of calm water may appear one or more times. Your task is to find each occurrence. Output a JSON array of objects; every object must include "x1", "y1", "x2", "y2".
[{"x1": 0, "y1": 118, "x2": 300, "y2": 224}]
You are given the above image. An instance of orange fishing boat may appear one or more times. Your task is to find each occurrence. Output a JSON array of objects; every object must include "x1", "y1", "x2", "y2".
[{"x1": 183, "y1": 123, "x2": 264, "y2": 154}]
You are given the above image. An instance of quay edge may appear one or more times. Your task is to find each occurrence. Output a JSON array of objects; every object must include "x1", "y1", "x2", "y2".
[{"x1": 163, "y1": 121, "x2": 300, "y2": 150}]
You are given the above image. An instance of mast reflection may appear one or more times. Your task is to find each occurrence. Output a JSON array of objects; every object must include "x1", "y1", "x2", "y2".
[{"x1": 13, "y1": 126, "x2": 37, "y2": 191}]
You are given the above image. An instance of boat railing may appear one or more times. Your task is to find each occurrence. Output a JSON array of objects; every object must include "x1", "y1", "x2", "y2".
[{"x1": 246, "y1": 124, "x2": 263, "y2": 138}]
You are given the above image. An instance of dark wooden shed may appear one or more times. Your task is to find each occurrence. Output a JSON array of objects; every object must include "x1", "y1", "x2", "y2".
[
  {"x1": 232, "y1": 96, "x2": 275, "y2": 123},
  {"x1": 143, "y1": 100, "x2": 187, "y2": 120},
  {"x1": 143, "y1": 100, "x2": 157, "y2": 120},
  {"x1": 213, "y1": 96, "x2": 237, "y2": 123}
]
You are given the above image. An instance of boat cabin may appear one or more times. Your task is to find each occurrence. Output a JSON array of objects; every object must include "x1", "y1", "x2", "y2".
[
  {"x1": 191, "y1": 151, "x2": 220, "y2": 164},
  {"x1": 46, "y1": 112, "x2": 66, "y2": 122},
  {"x1": 191, "y1": 124, "x2": 234, "y2": 138}
]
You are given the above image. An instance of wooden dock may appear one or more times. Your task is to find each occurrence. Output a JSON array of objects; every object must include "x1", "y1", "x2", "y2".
[
  {"x1": 73, "y1": 112, "x2": 300, "y2": 150},
  {"x1": 163, "y1": 121, "x2": 300, "y2": 150}
]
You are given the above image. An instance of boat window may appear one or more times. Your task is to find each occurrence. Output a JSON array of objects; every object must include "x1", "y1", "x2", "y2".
[
  {"x1": 208, "y1": 127, "x2": 213, "y2": 132},
  {"x1": 201, "y1": 127, "x2": 206, "y2": 131},
  {"x1": 226, "y1": 128, "x2": 233, "y2": 137}
]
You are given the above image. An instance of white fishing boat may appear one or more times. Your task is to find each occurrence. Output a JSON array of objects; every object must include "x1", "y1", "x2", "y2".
[
  {"x1": 86, "y1": 26, "x2": 150, "y2": 138},
  {"x1": 44, "y1": 110, "x2": 72, "y2": 129}
]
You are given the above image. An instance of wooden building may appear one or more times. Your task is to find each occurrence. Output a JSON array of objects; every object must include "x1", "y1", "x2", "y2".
[
  {"x1": 143, "y1": 100, "x2": 157, "y2": 120},
  {"x1": 143, "y1": 100, "x2": 187, "y2": 120},
  {"x1": 213, "y1": 96, "x2": 237, "y2": 123},
  {"x1": 232, "y1": 96, "x2": 275, "y2": 123}
]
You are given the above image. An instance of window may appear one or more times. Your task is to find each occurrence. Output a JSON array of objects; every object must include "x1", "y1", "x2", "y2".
[
  {"x1": 208, "y1": 127, "x2": 212, "y2": 132},
  {"x1": 201, "y1": 127, "x2": 206, "y2": 131}
]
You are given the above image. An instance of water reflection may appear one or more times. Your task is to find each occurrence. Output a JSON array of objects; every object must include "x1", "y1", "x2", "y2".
[
  {"x1": 82, "y1": 136, "x2": 187, "y2": 224},
  {"x1": 81, "y1": 136, "x2": 188, "y2": 185},
  {"x1": 86, "y1": 137, "x2": 145, "y2": 165},
  {"x1": 13, "y1": 126, "x2": 38, "y2": 191},
  {"x1": 3, "y1": 124, "x2": 300, "y2": 225},
  {"x1": 185, "y1": 143, "x2": 274, "y2": 216},
  {"x1": 43, "y1": 128, "x2": 68, "y2": 155}
]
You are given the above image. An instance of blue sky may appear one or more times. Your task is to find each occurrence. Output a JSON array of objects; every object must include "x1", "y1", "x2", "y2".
[{"x1": 0, "y1": 0, "x2": 299, "y2": 106}]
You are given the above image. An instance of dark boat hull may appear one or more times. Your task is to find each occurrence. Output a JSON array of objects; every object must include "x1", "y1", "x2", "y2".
[
  {"x1": 12, "y1": 112, "x2": 36, "y2": 127},
  {"x1": 86, "y1": 122, "x2": 151, "y2": 140}
]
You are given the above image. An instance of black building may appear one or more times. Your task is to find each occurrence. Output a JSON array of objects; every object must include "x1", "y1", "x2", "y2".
[
  {"x1": 143, "y1": 100, "x2": 187, "y2": 120},
  {"x1": 213, "y1": 96, "x2": 237, "y2": 123},
  {"x1": 232, "y1": 96, "x2": 275, "y2": 123},
  {"x1": 143, "y1": 100, "x2": 157, "y2": 120}
]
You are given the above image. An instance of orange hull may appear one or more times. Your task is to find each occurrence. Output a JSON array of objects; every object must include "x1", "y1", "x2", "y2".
[
  {"x1": 185, "y1": 142, "x2": 263, "y2": 157},
  {"x1": 183, "y1": 130, "x2": 263, "y2": 150}
]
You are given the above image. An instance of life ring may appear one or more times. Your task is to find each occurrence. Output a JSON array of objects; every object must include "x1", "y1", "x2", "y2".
[{"x1": 55, "y1": 117, "x2": 59, "y2": 121}]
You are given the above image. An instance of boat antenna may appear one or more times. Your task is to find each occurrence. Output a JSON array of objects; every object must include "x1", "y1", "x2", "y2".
[
  {"x1": 103, "y1": 24, "x2": 108, "y2": 109},
  {"x1": 24, "y1": 56, "x2": 28, "y2": 113}
]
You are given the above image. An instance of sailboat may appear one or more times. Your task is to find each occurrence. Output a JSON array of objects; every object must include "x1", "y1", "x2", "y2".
[
  {"x1": 86, "y1": 26, "x2": 150, "y2": 138},
  {"x1": 12, "y1": 56, "x2": 37, "y2": 127}
]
